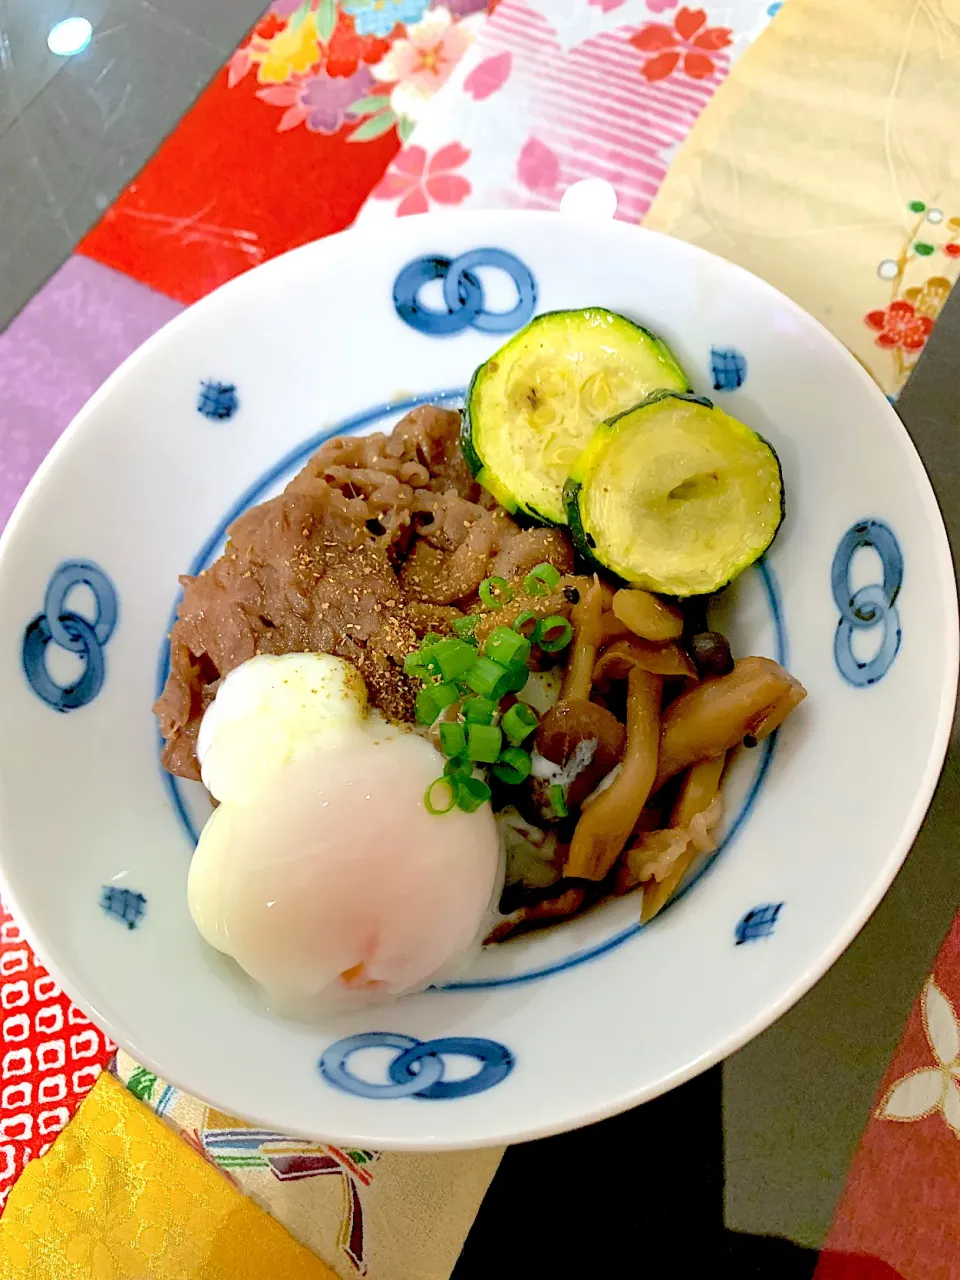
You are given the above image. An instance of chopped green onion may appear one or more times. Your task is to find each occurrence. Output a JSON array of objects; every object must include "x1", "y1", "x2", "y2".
[
  {"x1": 443, "y1": 756, "x2": 472, "y2": 779},
  {"x1": 538, "y1": 616, "x2": 574, "y2": 653},
  {"x1": 484, "y1": 625, "x2": 531, "y2": 669},
  {"x1": 467, "y1": 723, "x2": 502, "y2": 763},
  {"x1": 479, "y1": 575, "x2": 513, "y2": 609},
  {"x1": 452, "y1": 613, "x2": 480, "y2": 639},
  {"x1": 524, "y1": 562, "x2": 562, "y2": 596},
  {"x1": 415, "y1": 688, "x2": 438, "y2": 724},
  {"x1": 456, "y1": 776, "x2": 491, "y2": 813},
  {"x1": 501, "y1": 702, "x2": 538, "y2": 745},
  {"x1": 464, "y1": 656, "x2": 510, "y2": 699},
  {"x1": 513, "y1": 611, "x2": 540, "y2": 640},
  {"x1": 435, "y1": 682, "x2": 459, "y2": 708},
  {"x1": 408, "y1": 645, "x2": 445, "y2": 679},
  {"x1": 549, "y1": 784, "x2": 569, "y2": 818},
  {"x1": 438, "y1": 722, "x2": 466, "y2": 757},
  {"x1": 424, "y1": 777, "x2": 456, "y2": 815},
  {"x1": 403, "y1": 651, "x2": 428, "y2": 678},
  {"x1": 424, "y1": 632, "x2": 443, "y2": 646},
  {"x1": 429, "y1": 637, "x2": 477, "y2": 681},
  {"x1": 415, "y1": 683, "x2": 458, "y2": 725},
  {"x1": 502, "y1": 665, "x2": 529, "y2": 694},
  {"x1": 462, "y1": 695, "x2": 498, "y2": 725},
  {"x1": 493, "y1": 747, "x2": 532, "y2": 785}
]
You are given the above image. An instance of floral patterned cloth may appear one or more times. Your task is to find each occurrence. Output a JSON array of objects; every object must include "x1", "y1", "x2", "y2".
[
  {"x1": 355, "y1": 0, "x2": 778, "y2": 227},
  {"x1": 229, "y1": 1, "x2": 484, "y2": 142},
  {"x1": 815, "y1": 920, "x2": 960, "y2": 1279},
  {"x1": 643, "y1": 0, "x2": 960, "y2": 398},
  {"x1": 78, "y1": 0, "x2": 488, "y2": 303}
]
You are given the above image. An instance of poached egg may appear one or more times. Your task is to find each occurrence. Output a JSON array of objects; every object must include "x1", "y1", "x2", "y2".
[{"x1": 188, "y1": 653, "x2": 502, "y2": 1011}]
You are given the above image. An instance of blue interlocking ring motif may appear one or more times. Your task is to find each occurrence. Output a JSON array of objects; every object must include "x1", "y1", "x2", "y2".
[
  {"x1": 319, "y1": 1031, "x2": 515, "y2": 1100},
  {"x1": 831, "y1": 520, "x2": 903, "y2": 688},
  {"x1": 393, "y1": 248, "x2": 537, "y2": 336},
  {"x1": 22, "y1": 561, "x2": 118, "y2": 712}
]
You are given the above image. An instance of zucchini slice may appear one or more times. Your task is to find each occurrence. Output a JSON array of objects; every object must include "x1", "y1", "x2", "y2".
[
  {"x1": 563, "y1": 391, "x2": 783, "y2": 596},
  {"x1": 462, "y1": 309, "x2": 689, "y2": 525}
]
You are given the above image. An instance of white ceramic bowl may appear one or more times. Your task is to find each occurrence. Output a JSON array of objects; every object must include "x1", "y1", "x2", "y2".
[{"x1": 0, "y1": 212, "x2": 955, "y2": 1150}]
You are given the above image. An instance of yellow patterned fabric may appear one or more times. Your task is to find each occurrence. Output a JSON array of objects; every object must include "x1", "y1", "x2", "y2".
[
  {"x1": 0, "y1": 1071, "x2": 338, "y2": 1280},
  {"x1": 113, "y1": 1052, "x2": 503, "y2": 1280},
  {"x1": 644, "y1": 0, "x2": 960, "y2": 398}
]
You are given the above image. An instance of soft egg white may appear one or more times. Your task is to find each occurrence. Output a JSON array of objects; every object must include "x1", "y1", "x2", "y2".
[
  {"x1": 197, "y1": 652, "x2": 368, "y2": 805},
  {"x1": 188, "y1": 653, "x2": 503, "y2": 1012}
]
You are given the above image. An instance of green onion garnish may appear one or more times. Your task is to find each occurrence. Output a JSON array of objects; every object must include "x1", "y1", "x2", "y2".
[
  {"x1": 501, "y1": 702, "x2": 538, "y2": 745},
  {"x1": 456, "y1": 776, "x2": 492, "y2": 813},
  {"x1": 549, "y1": 784, "x2": 569, "y2": 818},
  {"x1": 524, "y1": 562, "x2": 561, "y2": 596},
  {"x1": 403, "y1": 651, "x2": 428, "y2": 678},
  {"x1": 415, "y1": 688, "x2": 438, "y2": 725},
  {"x1": 484, "y1": 625, "x2": 531, "y2": 669},
  {"x1": 538, "y1": 616, "x2": 574, "y2": 652},
  {"x1": 464, "y1": 657, "x2": 510, "y2": 700},
  {"x1": 424, "y1": 777, "x2": 456, "y2": 815},
  {"x1": 467, "y1": 723, "x2": 503, "y2": 763},
  {"x1": 428, "y1": 637, "x2": 477, "y2": 682},
  {"x1": 423, "y1": 632, "x2": 443, "y2": 646},
  {"x1": 479, "y1": 575, "x2": 513, "y2": 609},
  {"x1": 462, "y1": 695, "x2": 498, "y2": 725},
  {"x1": 493, "y1": 747, "x2": 532, "y2": 785},
  {"x1": 513, "y1": 611, "x2": 539, "y2": 640},
  {"x1": 435, "y1": 682, "x2": 459, "y2": 709},
  {"x1": 502, "y1": 665, "x2": 529, "y2": 694},
  {"x1": 443, "y1": 756, "x2": 472, "y2": 778},
  {"x1": 438, "y1": 722, "x2": 466, "y2": 757},
  {"x1": 452, "y1": 613, "x2": 480, "y2": 639},
  {"x1": 415, "y1": 683, "x2": 458, "y2": 725}
]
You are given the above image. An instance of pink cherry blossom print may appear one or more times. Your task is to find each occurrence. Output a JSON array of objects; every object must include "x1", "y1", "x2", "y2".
[
  {"x1": 588, "y1": 0, "x2": 627, "y2": 11},
  {"x1": 373, "y1": 143, "x2": 472, "y2": 215},
  {"x1": 371, "y1": 7, "x2": 482, "y2": 126},
  {"x1": 646, "y1": 0, "x2": 677, "y2": 12},
  {"x1": 517, "y1": 137, "x2": 560, "y2": 194},
  {"x1": 463, "y1": 51, "x2": 512, "y2": 100},
  {"x1": 629, "y1": 7, "x2": 732, "y2": 82}
]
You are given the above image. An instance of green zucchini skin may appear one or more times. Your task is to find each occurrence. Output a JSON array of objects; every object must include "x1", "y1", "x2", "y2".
[
  {"x1": 461, "y1": 309, "x2": 690, "y2": 526},
  {"x1": 563, "y1": 390, "x2": 784, "y2": 597}
]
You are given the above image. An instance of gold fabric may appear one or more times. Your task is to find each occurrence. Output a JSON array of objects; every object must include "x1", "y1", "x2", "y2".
[
  {"x1": 0, "y1": 1071, "x2": 338, "y2": 1280},
  {"x1": 644, "y1": 0, "x2": 960, "y2": 396}
]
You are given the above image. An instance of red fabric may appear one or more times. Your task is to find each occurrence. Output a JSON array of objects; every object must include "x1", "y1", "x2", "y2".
[
  {"x1": 817, "y1": 1254, "x2": 907, "y2": 1279},
  {"x1": 0, "y1": 903, "x2": 114, "y2": 1208},
  {"x1": 819, "y1": 914, "x2": 960, "y2": 1279},
  {"x1": 78, "y1": 65, "x2": 402, "y2": 304}
]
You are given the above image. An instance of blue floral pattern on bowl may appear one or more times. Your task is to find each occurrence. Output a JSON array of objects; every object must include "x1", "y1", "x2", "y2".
[
  {"x1": 393, "y1": 248, "x2": 537, "y2": 336},
  {"x1": 100, "y1": 887, "x2": 147, "y2": 930},
  {"x1": 198, "y1": 381, "x2": 239, "y2": 421},
  {"x1": 22, "y1": 561, "x2": 118, "y2": 713},
  {"x1": 831, "y1": 519, "x2": 903, "y2": 687},
  {"x1": 320, "y1": 1032, "x2": 514, "y2": 1100},
  {"x1": 735, "y1": 903, "x2": 783, "y2": 944},
  {"x1": 710, "y1": 346, "x2": 748, "y2": 390}
]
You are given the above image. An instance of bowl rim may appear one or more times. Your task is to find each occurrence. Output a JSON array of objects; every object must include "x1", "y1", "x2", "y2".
[{"x1": 0, "y1": 209, "x2": 956, "y2": 1149}]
